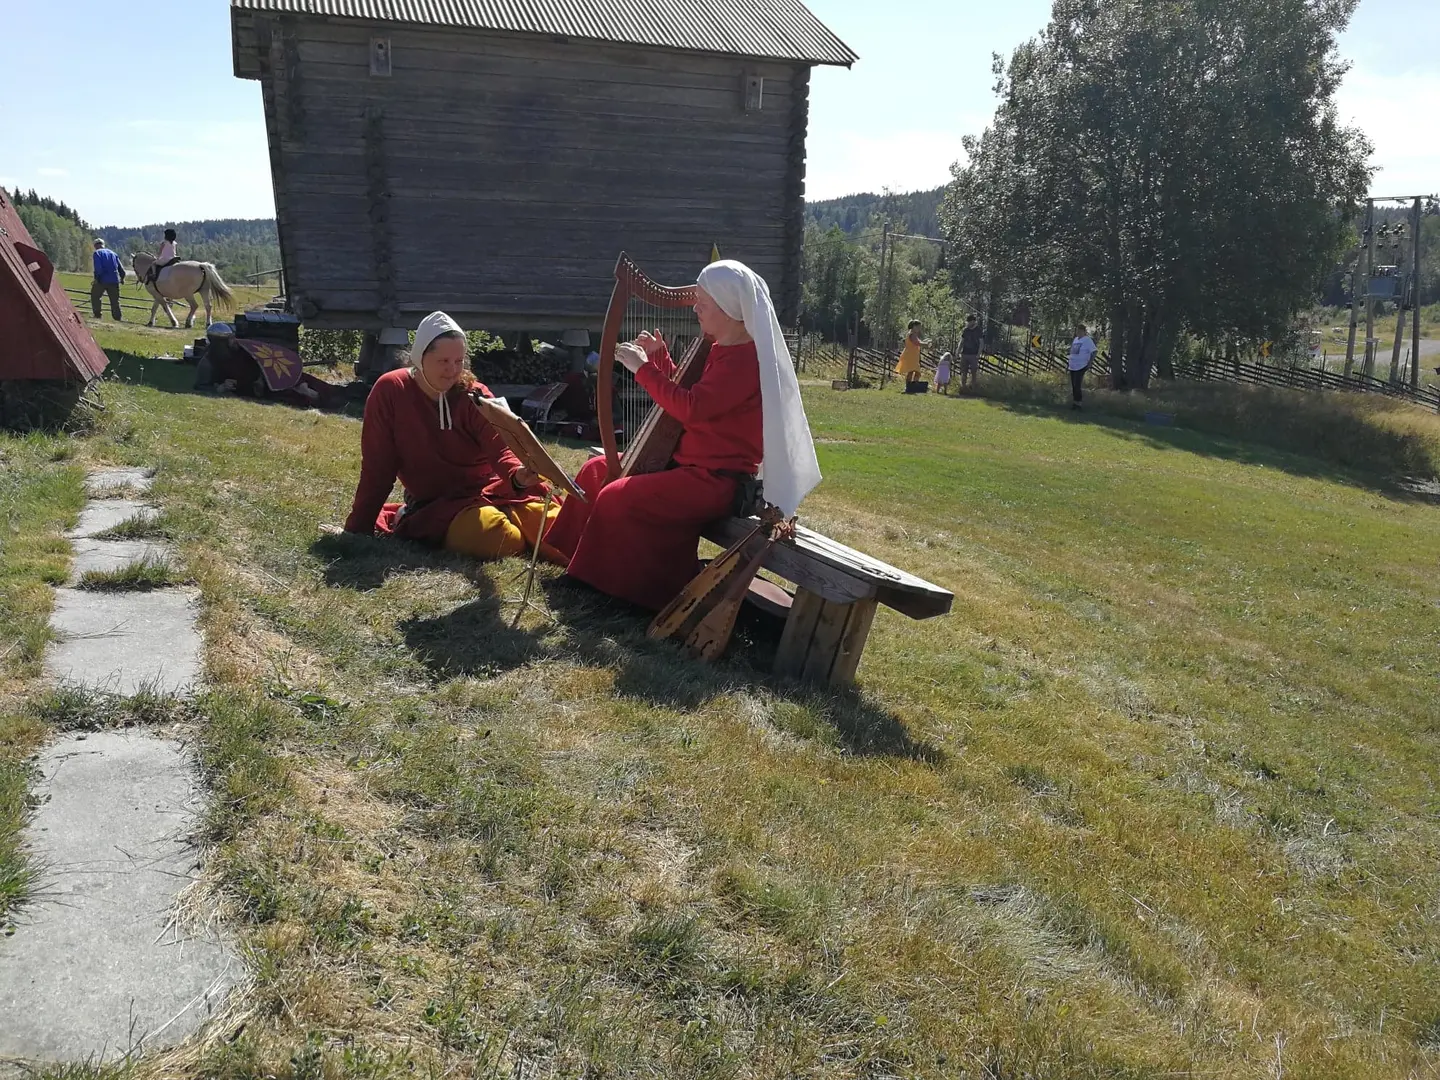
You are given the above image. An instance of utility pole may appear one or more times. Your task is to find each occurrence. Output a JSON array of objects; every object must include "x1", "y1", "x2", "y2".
[
  {"x1": 1362, "y1": 199, "x2": 1378, "y2": 378},
  {"x1": 1389, "y1": 219, "x2": 1409, "y2": 383},
  {"x1": 876, "y1": 221, "x2": 890, "y2": 330},
  {"x1": 1412, "y1": 196, "x2": 1424, "y2": 389},
  {"x1": 876, "y1": 221, "x2": 893, "y2": 384},
  {"x1": 1343, "y1": 203, "x2": 1367, "y2": 378}
]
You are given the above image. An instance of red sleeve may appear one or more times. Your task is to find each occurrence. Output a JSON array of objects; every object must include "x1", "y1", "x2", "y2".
[
  {"x1": 454, "y1": 393, "x2": 528, "y2": 488},
  {"x1": 478, "y1": 417, "x2": 527, "y2": 486},
  {"x1": 644, "y1": 341, "x2": 675, "y2": 380},
  {"x1": 344, "y1": 380, "x2": 401, "y2": 533},
  {"x1": 634, "y1": 344, "x2": 754, "y2": 426}
]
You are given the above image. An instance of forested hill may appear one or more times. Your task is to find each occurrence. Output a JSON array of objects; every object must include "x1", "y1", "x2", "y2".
[
  {"x1": 805, "y1": 187, "x2": 945, "y2": 239},
  {"x1": 97, "y1": 219, "x2": 280, "y2": 282},
  {"x1": 4, "y1": 188, "x2": 281, "y2": 280}
]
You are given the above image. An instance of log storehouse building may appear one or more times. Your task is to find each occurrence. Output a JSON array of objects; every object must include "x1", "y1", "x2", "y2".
[{"x1": 230, "y1": 0, "x2": 856, "y2": 360}]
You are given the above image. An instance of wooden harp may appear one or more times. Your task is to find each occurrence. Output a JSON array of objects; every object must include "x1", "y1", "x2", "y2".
[{"x1": 596, "y1": 253, "x2": 713, "y2": 482}]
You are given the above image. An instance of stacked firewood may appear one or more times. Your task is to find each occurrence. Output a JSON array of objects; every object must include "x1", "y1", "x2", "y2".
[{"x1": 470, "y1": 343, "x2": 572, "y2": 385}]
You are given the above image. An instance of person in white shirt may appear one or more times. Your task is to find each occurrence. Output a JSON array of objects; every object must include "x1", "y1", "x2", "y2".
[
  {"x1": 1067, "y1": 324, "x2": 1098, "y2": 410},
  {"x1": 148, "y1": 228, "x2": 179, "y2": 286}
]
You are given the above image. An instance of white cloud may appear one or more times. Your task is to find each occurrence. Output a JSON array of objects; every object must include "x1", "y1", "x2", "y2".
[
  {"x1": 37, "y1": 167, "x2": 68, "y2": 178},
  {"x1": 1335, "y1": 66, "x2": 1440, "y2": 197},
  {"x1": 806, "y1": 129, "x2": 971, "y2": 201}
]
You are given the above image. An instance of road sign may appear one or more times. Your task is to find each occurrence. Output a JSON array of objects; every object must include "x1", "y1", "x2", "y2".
[
  {"x1": 1259, "y1": 341, "x2": 1272, "y2": 359},
  {"x1": 1031, "y1": 334, "x2": 1043, "y2": 349}
]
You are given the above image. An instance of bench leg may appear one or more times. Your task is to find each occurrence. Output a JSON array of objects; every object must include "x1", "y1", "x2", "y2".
[{"x1": 773, "y1": 589, "x2": 878, "y2": 686}]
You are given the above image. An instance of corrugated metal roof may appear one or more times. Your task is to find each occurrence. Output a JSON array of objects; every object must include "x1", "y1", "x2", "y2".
[{"x1": 231, "y1": 0, "x2": 857, "y2": 67}]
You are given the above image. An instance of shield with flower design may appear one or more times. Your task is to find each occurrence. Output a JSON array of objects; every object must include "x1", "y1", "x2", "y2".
[{"x1": 234, "y1": 338, "x2": 303, "y2": 392}]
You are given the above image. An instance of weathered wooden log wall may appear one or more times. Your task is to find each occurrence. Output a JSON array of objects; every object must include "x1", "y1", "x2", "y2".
[{"x1": 235, "y1": 15, "x2": 808, "y2": 331}]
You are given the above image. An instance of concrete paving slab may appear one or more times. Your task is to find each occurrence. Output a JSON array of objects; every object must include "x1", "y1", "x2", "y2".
[
  {"x1": 0, "y1": 731, "x2": 235, "y2": 1063},
  {"x1": 67, "y1": 501, "x2": 159, "y2": 539},
  {"x1": 45, "y1": 589, "x2": 202, "y2": 696},
  {"x1": 85, "y1": 468, "x2": 155, "y2": 496},
  {"x1": 68, "y1": 540, "x2": 174, "y2": 584}
]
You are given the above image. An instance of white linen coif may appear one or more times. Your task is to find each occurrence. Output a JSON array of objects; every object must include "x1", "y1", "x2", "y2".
[
  {"x1": 696, "y1": 260, "x2": 821, "y2": 517},
  {"x1": 410, "y1": 310, "x2": 466, "y2": 430}
]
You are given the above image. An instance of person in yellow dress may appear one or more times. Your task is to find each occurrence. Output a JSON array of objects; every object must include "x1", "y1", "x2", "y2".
[{"x1": 894, "y1": 320, "x2": 929, "y2": 386}]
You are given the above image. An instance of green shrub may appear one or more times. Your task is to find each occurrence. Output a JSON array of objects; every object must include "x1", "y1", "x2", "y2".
[{"x1": 299, "y1": 328, "x2": 362, "y2": 367}]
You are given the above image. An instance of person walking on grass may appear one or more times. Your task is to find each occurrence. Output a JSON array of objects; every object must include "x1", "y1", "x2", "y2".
[
  {"x1": 958, "y1": 314, "x2": 983, "y2": 393},
  {"x1": 895, "y1": 320, "x2": 928, "y2": 387},
  {"x1": 90, "y1": 239, "x2": 125, "y2": 321},
  {"x1": 1068, "y1": 323, "x2": 1098, "y2": 409},
  {"x1": 934, "y1": 352, "x2": 952, "y2": 394}
]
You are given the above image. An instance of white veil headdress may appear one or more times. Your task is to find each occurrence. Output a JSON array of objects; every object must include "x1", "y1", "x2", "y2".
[
  {"x1": 411, "y1": 310, "x2": 465, "y2": 429},
  {"x1": 695, "y1": 261, "x2": 821, "y2": 517}
]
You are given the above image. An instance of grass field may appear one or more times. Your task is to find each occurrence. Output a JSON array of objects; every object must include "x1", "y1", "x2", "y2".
[
  {"x1": 56, "y1": 270, "x2": 274, "y2": 358},
  {"x1": 3, "y1": 354, "x2": 1440, "y2": 1077}
]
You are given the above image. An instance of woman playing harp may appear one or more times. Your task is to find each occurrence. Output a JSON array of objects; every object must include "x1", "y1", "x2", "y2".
[
  {"x1": 343, "y1": 311, "x2": 565, "y2": 562},
  {"x1": 546, "y1": 260, "x2": 822, "y2": 610}
]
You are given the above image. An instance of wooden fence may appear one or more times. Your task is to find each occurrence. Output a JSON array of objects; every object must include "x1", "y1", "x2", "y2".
[
  {"x1": 63, "y1": 286, "x2": 163, "y2": 320},
  {"x1": 791, "y1": 333, "x2": 1440, "y2": 412}
]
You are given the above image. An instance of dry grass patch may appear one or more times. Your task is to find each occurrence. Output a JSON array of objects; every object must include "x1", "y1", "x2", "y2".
[{"x1": 25, "y1": 368, "x2": 1440, "y2": 1077}]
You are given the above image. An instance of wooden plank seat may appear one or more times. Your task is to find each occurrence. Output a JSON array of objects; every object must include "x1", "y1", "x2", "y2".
[{"x1": 702, "y1": 517, "x2": 954, "y2": 685}]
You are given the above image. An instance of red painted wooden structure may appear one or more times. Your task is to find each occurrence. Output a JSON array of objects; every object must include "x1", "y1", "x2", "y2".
[{"x1": 0, "y1": 187, "x2": 108, "y2": 384}]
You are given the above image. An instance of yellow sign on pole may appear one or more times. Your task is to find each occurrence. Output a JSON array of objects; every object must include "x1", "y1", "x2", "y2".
[
  {"x1": 1259, "y1": 341, "x2": 1273, "y2": 359},
  {"x1": 1030, "y1": 334, "x2": 1043, "y2": 350}
]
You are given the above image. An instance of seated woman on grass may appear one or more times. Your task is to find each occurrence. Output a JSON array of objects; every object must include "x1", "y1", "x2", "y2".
[
  {"x1": 343, "y1": 311, "x2": 564, "y2": 562},
  {"x1": 545, "y1": 259, "x2": 821, "y2": 611}
]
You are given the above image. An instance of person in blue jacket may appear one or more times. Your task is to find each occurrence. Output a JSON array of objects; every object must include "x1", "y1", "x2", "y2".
[{"x1": 90, "y1": 239, "x2": 126, "y2": 321}]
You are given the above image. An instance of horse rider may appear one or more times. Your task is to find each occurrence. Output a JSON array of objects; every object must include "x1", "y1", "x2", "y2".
[{"x1": 146, "y1": 228, "x2": 180, "y2": 287}]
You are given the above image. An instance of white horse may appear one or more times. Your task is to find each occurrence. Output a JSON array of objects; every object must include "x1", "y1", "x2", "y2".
[{"x1": 131, "y1": 253, "x2": 236, "y2": 329}]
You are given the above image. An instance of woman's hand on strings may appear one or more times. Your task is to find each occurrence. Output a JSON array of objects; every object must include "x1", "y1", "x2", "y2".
[
  {"x1": 513, "y1": 466, "x2": 539, "y2": 489},
  {"x1": 616, "y1": 342, "x2": 648, "y2": 374},
  {"x1": 636, "y1": 330, "x2": 666, "y2": 358}
]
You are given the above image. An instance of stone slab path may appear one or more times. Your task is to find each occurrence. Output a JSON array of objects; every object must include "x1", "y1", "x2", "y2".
[
  {"x1": 84, "y1": 467, "x2": 155, "y2": 497},
  {"x1": 0, "y1": 467, "x2": 235, "y2": 1067},
  {"x1": 46, "y1": 588, "x2": 203, "y2": 696},
  {"x1": 66, "y1": 500, "x2": 158, "y2": 539},
  {"x1": 68, "y1": 538, "x2": 172, "y2": 582},
  {"x1": 0, "y1": 733, "x2": 235, "y2": 1062}
]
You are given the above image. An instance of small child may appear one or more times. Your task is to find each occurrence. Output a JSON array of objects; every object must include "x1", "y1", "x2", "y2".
[{"x1": 935, "y1": 352, "x2": 952, "y2": 395}]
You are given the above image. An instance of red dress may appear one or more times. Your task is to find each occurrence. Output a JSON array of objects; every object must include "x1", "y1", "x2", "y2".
[
  {"x1": 343, "y1": 369, "x2": 539, "y2": 541},
  {"x1": 546, "y1": 340, "x2": 763, "y2": 610}
]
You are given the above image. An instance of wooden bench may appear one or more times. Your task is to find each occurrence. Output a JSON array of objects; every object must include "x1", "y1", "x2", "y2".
[{"x1": 702, "y1": 517, "x2": 954, "y2": 686}]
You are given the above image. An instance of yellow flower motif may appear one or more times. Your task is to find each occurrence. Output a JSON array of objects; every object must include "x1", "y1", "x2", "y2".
[{"x1": 250, "y1": 341, "x2": 296, "y2": 377}]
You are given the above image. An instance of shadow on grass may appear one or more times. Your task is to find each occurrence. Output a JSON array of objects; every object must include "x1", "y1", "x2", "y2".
[
  {"x1": 103, "y1": 351, "x2": 200, "y2": 394},
  {"x1": 390, "y1": 563, "x2": 943, "y2": 765},
  {"x1": 103, "y1": 351, "x2": 367, "y2": 418},
  {"x1": 971, "y1": 374, "x2": 1440, "y2": 496},
  {"x1": 318, "y1": 526, "x2": 944, "y2": 763}
]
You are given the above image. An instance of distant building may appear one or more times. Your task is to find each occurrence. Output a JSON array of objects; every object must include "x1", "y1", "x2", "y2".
[{"x1": 230, "y1": 0, "x2": 855, "y2": 350}]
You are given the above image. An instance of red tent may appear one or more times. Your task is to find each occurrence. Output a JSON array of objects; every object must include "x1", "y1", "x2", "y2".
[{"x1": 0, "y1": 187, "x2": 108, "y2": 385}]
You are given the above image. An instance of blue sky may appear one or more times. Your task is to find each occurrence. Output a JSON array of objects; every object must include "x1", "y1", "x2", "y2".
[{"x1": 0, "y1": 0, "x2": 1435, "y2": 227}]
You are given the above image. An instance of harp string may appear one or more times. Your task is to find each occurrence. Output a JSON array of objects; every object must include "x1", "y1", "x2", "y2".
[{"x1": 609, "y1": 270, "x2": 703, "y2": 458}]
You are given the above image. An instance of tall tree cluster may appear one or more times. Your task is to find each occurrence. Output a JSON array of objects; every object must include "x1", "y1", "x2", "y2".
[
  {"x1": 14, "y1": 205, "x2": 93, "y2": 274},
  {"x1": 941, "y1": 0, "x2": 1372, "y2": 387}
]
